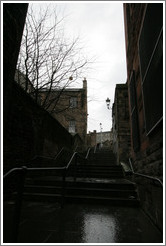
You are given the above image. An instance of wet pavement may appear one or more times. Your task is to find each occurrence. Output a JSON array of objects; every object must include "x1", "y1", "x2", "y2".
[{"x1": 7, "y1": 201, "x2": 162, "y2": 243}]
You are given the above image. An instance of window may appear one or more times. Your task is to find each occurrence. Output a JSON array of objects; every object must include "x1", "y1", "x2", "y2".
[
  {"x1": 70, "y1": 97, "x2": 77, "y2": 108},
  {"x1": 69, "y1": 120, "x2": 76, "y2": 133},
  {"x1": 139, "y1": 3, "x2": 163, "y2": 135}
]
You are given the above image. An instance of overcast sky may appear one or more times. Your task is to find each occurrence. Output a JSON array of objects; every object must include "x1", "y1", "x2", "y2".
[{"x1": 31, "y1": 1, "x2": 127, "y2": 133}]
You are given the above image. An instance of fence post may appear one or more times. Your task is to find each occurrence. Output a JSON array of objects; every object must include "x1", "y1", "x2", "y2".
[{"x1": 61, "y1": 168, "x2": 66, "y2": 208}]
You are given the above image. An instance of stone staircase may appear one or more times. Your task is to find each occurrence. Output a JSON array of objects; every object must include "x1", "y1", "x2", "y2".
[
  {"x1": 23, "y1": 147, "x2": 140, "y2": 206},
  {"x1": 3, "y1": 147, "x2": 162, "y2": 243}
]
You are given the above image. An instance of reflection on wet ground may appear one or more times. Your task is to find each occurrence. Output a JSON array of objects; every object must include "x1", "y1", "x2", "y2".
[{"x1": 8, "y1": 201, "x2": 162, "y2": 243}]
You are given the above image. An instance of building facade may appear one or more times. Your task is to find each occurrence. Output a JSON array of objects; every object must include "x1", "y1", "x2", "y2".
[
  {"x1": 39, "y1": 79, "x2": 88, "y2": 148},
  {"x1": 96, "y1": 131, "x2": 113, "y2": 147},
  {"x1": 123, "y1": 3, "x2": 163, "y2": 230},
  {"x1": 112, "y1": 84, "x2": 131, "y2": 164},
  {"x1": 87, "y1": 130, "x2": 97, "y2": 148},
  {"x1": 87, "y1": 130, "x2": 113, "y2": 148}
]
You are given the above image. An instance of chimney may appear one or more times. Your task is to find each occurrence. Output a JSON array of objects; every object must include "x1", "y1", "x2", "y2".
[{"x1": 83, "y1": 78, "x2": 87, "y2": 89}]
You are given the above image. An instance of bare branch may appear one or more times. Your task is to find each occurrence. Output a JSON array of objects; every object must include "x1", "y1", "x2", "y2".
[{"x1": 17, "y1": 4, "x2": 93, "y2": 113}]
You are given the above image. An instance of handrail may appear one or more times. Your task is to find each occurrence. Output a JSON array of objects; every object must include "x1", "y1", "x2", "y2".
[
  {"x1": 4, "y1": 167, "x2": 23, "y2": 179},
  {"x1": 29, "y1": 147, "x2": 64, "y2": 163},
  {"x1": 3, "y1": 149, "x2": 89, "y2": 242},
  {"x1": 54, "y1": 147, "x2": 64, "y2": 160},
  {"x1": 74, "y1": 145, "x2": 78, "y2": 152},
  {"x1": 94, "y1": 145, "x2": 97, "y2": 154},
  {"x1": 66, "y1": 152, "x2": 77, "y2": 169},
  {"x1": 129, "y1": 158, "x2": 163, "y2": 187},
  {"x1": 3, "y1": 151, "x2": 85, "y2": 179},
  {"x1": 85, "y1": 147, "x2": 91, "y2": 159},
  {"x1": 4, "y1": 165, "x2": 66, "y2": 179},
  {"x1": 3, "y1": 166, "x2": 28, "y2": 243}
]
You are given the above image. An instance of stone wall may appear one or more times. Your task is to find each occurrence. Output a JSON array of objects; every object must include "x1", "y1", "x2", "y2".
[
  {"x1": 3, "y1": 4, "x2": 84, "y2": 174},
  {"x1": 112, "y1": 84, "x2": 131, "y2": 164},
  {"x1": 3, "y1": 4, "x2": 28, "y2": 159},
  {"x1": 4, "y1": 82, "x2": 74, "y2": 173},
  {"x1": 3, "y1": 3, "x2": 28, "y2": 172},
  {"x1": 132, "y1": 127, "x2": 163, "y2": 231}
]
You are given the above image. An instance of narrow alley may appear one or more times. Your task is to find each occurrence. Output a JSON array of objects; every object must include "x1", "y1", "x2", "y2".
[
  {"x1": 3, "y1": 3, "x2": 163, "y2": 245},
  {"x1": 3, "y1": 147, "x2": 162, "y2": 243}
]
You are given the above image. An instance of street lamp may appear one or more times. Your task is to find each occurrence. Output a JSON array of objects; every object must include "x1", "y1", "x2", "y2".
[
  {"x1": 106, "y1": 97, "x2": 111, "y2": 110},
  {"x1": 106, "y1": 98, "x2": 113, "y2": 129}
]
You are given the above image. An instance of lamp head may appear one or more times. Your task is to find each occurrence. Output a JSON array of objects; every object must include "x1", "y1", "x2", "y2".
[{"x1": 106, "y1": 97, "x2": 111, "y2": 109}]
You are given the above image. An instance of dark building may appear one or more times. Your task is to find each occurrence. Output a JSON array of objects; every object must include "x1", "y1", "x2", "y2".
[{"x1": 123, "y1": 3, "x2": 163, "y2": 230}]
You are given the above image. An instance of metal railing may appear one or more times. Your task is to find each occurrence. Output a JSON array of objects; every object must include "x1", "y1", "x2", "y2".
[
  {"x1": 85, "y1": 147, "x2": 91, "y2": 159},
  {"x1": 29, "y1": 147, "x2": 64, "y2": 164},
  {"x1": 94, "y1": 145, "x2": 97, "y2": 153},
  {"x1": 3, "y1": 147, "x2": 91, "y2": 242},
  {"x1": 3, "y1": 166, "x2": 28, "y2": 243},
  {"x1": 129, "y1": 158, "x2": 163, "y2": 187}
]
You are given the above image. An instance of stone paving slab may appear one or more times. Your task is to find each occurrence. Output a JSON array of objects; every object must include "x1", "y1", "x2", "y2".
[{"x1": 4, "y1": 201, "x2": 163, "y2": 243}]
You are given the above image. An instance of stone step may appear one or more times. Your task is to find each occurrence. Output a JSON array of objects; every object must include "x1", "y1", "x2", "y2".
[
  {"x1": 24, "y1": 184, "x2": 138, "y2": 198},
  {"x1": 25, "y1": 177, "x2": 136, "y2": 190},
  {"x1": 21, "y1": 149, "x2": 139, "y2": 207},
  {"x1": 23, "y1": 192, "x2": 139, "y2": 207},
  {"x1": 25, "y1": 164, "x2": 124, "y2": 179},
  {"x1": 68, "y1": 164, "x2": 124, "y2": 178},
  {"x1": 75, "y1": 173, "x2": 124, "y2": 178},
  {"x1": 75, "y1": 164, "x2": 122, "y2": 169},
  {"x1": 23, "y1": 177, "x2": 139, "y2": 207}
]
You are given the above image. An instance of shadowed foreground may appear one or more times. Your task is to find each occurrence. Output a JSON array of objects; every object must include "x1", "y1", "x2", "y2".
[{"x1": 4, "y1": 201, "x2": 162, "y2": 243}]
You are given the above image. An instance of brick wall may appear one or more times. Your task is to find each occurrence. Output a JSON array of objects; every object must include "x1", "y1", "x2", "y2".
[{"x1": 123, "y1": 3, "x2": 163, "y2": 231}]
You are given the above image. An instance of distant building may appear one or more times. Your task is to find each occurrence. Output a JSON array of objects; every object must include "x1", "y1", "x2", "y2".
[
  {"x1": 87, "y1": 130, "x2": 113, "y2": 148},
  {"x1": 87, "y1": 130, "x2": 97, "y2": 148},
  {"x1": 123, "y1": 3, "x2": 163, "y2": 230},
  {"x1": 15, "y1": 69, "x2": 88, "y2": 148},
  {"x1": 96, "y1": 131, "x2": 113, "y2": 147},
  {"x1": 39, "y1": 79, "x2": 88, "y2": 147},
  {"x1": 112, "y1": 84, "x2": 131, "y2": 164}
]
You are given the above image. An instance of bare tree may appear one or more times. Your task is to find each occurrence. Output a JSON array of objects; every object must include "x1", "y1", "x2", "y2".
[{"x1": 17, "y1": 4, "x2": 92, "y2": 112}]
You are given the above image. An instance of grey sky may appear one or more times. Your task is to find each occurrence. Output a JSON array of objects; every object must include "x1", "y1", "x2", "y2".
[{"x1": 31, "y1": 1, "x2": 127, "y2": 133}]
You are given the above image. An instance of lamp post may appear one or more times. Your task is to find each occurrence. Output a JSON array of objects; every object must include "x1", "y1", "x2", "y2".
[
  {"x1": 106, "y1": 97, "x2": 111, "y2": 110},
  {"x1": 106, "y1": 97, "x2": 113, "y2": 129},
  {"x1": 100, "y1": 122, "x2": 103, "y2": 148}
]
